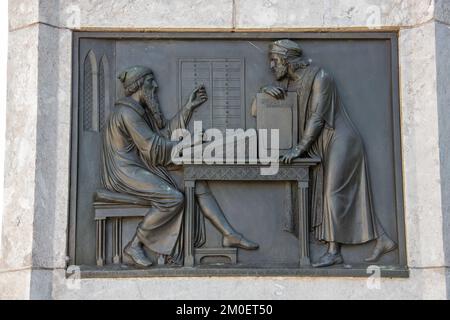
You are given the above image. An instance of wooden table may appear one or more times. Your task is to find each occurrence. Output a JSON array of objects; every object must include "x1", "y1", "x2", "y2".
[{"x1": 183, "y1": 157, "x2": 321, "y2": 267}]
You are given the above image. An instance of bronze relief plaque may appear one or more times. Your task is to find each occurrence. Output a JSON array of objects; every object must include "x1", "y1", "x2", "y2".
[{"x1": 69, "y1": 32, "x2": 406, "y2": 277}]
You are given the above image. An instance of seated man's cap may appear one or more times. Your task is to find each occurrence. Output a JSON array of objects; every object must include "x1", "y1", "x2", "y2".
[{"x1": 118, "y1": 66, "x2": 153, "y2": 88}]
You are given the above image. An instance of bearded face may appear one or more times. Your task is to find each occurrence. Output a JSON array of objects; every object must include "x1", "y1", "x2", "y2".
[
  {"x1": 270, "y1": 54, "x2": 289, "y2": 81},
  {"x1": 141, "y1": 75, "x2": 166, "y2": 129}
]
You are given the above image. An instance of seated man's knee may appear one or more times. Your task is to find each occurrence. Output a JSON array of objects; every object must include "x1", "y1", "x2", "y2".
[{"x1": 173, "y1": 190, "x2": 184, "y2": 209}]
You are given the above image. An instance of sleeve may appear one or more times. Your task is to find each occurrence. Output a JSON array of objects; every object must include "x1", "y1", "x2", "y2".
[
  {"x1": 298, "y1": 70, "x2": 335, "y2": 151},
  {"x1": 250, "y1": 97, "x2": 257, "y2": 117},
  {"x1": 159, "y1": 105, "x2": 192, "y2": 139},
  {"x1": 121, "y1": 109, "x2": 177, "y2": 166}
]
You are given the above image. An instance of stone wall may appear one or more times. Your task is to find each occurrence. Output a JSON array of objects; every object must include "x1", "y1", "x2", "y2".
[{"x1": 1, "y1": 0, "x2": 449, "y2": 299}]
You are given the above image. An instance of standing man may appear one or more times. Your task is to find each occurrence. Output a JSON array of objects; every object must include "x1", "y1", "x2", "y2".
[
  {"x1": 101, "y1": 66, "x2": 258, "y2": 267},
  {"x1": 261, "y1": 40, "x2": 396, "y2": 267}
]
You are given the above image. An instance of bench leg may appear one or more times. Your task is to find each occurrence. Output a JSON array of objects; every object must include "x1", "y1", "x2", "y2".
[
  {"x1": 96, "y1": 219, "x2": 106, "y2": 266},
  {"x1": 112, "y1": 218, "x2": 122, "y2": 264}
]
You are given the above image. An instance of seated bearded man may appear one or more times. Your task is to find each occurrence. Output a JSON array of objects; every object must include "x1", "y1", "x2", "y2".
[{"x1": 101, "y1": 66, "x2": 258, "y2": 267}]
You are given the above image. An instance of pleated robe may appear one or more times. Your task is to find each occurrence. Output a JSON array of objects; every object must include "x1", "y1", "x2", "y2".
[
  {"x1": 293, "y1": 66, "x2": 382, "y2": 244},
  {"x1": 101, "y1": 97, "x2": 205, "y2": 261}
]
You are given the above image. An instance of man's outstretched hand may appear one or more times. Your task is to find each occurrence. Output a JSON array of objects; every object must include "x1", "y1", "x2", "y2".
[
  {"x1": 280, "y1": 145, "x2": 306, "y2": 164},
  {"x1": 187, "y1": 85, "x2": 208, "y2": 111},
  {"x1": 261, "y1": 85, "x2": 286, "y2": 100}
]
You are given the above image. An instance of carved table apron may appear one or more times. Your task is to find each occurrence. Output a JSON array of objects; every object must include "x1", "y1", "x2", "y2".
[{"x1": 183, "y1": 157, "x2": 321, "y2": 268}]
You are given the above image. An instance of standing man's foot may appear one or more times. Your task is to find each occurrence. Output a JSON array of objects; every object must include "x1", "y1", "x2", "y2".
[
  {"x1": 312, "y1": 252, "x2": 344, "y2": 268},
  {"x1": 124, "y1": 240, "x2": 153, "y2": 267},
  {"x1": 223, "y1": 233, "x2": 259, "y2": 250},
  {"x1": 365, "y1": 234, "x2": 397, "y2": 262}
]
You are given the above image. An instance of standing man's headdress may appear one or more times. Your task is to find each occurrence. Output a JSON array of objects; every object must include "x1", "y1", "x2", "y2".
[{"x1": 269, "y1": 39, "x2": 303, "y2": 59}]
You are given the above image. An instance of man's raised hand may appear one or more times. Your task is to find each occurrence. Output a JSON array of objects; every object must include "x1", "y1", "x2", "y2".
[{"x1": 187, "y1": 85, "x2": 208, "y2": 110}]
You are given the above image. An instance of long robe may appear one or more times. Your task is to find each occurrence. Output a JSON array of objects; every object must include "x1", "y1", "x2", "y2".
[
  {"x1": 101, "y1": 97, "x2": 205, "y2": 261},
  {"x1": 293, "y1": 65, "x2": 382, "y2": 244}
]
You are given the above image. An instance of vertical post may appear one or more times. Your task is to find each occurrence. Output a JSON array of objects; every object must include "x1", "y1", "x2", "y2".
[
  {"x1": 184, "y1": 180, "x2": 196, "y2": 267},
  {"x1": 95, "y1": 220, "x2": 100, "y2": 266},
  {"x1": 283, "y1": 181, "x2": 294, "y2": 232},
  {"x1": 96, "y1": 218, "x2": 106, "y2": 267},
  {"x1": 298, "y1": 181, "x2": 311, "y2": 267},
  {"x1": 112, "y1": 218, "x2": 122, "y2": 264}
]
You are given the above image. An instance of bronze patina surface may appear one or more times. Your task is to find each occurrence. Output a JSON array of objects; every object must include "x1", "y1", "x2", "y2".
[{"x1": 69, "y1": 32, "x2": 406, "y2": 277}]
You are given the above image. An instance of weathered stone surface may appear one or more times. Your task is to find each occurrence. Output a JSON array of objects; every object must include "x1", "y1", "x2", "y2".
[
  {"x1": 235, "y1": 0, "x2": 435, "y2": 29},
  {"x1": 8, "y1": 0, "x2": 446, "y2": 31},
  {"x1": 399, "y1": 21, "x2": 447, "y2": 269},
  {"x1": 1, "y1": 23, "x2": 71, "y2": 272},
  {"x1": 8, "y1": 0, "x2": 39, "y2": 31},
  {"x1": 435, "y1": 21, "x2": 450, "y2": 267},
  {"x1": 51, "y1": 268, "x2": 447, "y2": 300},
  {"x1": 31, "y1": 24, "x2": 72, "y2": 269},
  {"x1": 29, "y1": 269, "x2": 53, "y2": 299},
  {"x1": 1, "y1": 25, "x2": 39, "y2": 271},
  {"x1": 0, "y1": 270, "x2": 31, "y2": 299},
  {"x1": 3, "y1": 0, "x2": 450, "y2": 300},
  {"x1": 41, "y1": 0, "x2": 234, "y2": 30},
  {"x1": 435, "y1": 0, "x2": 450, "y2": 25}
]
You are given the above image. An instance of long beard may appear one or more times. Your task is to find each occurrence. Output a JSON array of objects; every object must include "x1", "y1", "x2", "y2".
[
  {"x1": 275, "y1": 65, "x2": 288, "y2": 81},
  {"x1": 143, "y1": 87, "x2": 166, "y2": 129}
]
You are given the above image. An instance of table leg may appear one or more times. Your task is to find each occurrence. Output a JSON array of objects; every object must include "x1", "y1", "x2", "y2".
[
  {"x1": 96, "y1": 218, "x2": 106, "y2": 267},
  {"x1": 298, "y1": 181, "x2": 311, "y2": 267},
  {"x1": 184, "y1": 180, "x2": 196, "y2": 267},
  {"x1": 112, "y1": 218, "x2": 122, "y2": 264}
]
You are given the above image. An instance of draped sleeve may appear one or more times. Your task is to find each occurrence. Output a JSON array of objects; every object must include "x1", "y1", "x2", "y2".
[
  {"x1": 159, "y1": 106, "x2": 193, "y2": 139},
  {"x1": 299, "y1": 69, "x2": 336, "y2": 151},
  {"x1": 121, "y1": 108, "x2": 177, "y2": 167}
]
